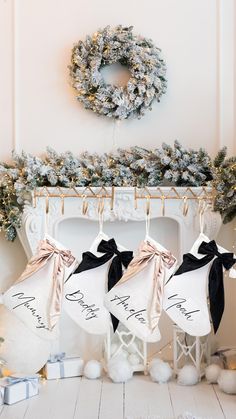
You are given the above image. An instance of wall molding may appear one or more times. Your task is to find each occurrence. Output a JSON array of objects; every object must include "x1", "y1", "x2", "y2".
[
  {"x1": 12, "y1": 0, "x2": 19, "y2": 153},
  {"x1": 7, "y1": 0, "x2": 236, "y2": 155},
  {"x1": 217, "y1": 0, "x2": 235, "y2": 154}
]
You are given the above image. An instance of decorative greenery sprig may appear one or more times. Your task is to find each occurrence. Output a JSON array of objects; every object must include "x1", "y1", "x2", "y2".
[
  {"x1": 0, "y1": 141, "x2": 235, "y2": 241},
  {"x1": 212, "y1": 148, "x2": 236, "y2": 224}
]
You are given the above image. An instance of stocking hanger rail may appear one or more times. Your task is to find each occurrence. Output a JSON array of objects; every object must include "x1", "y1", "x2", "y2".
[
  {"x1": 33, "y1": 186, "x2": 115, "y2": 214},
  {"x1": 134, "y1": 186, "x2": 214, "y2": 200},
  {"x1": 32, "y1": 186, "x2": 214, "y2": 216},
  {"x1": 134, "y1": 187, "x2": 214, "y2": 216}
]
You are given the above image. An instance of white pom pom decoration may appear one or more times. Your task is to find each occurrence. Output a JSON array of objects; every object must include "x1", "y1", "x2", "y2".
[
  {"x1": 177, "y1": 365, "x2": 199, "y2": 386},
  {"x1": 107, "y1": 356, "x2": 133, "y2": 383},
  {"x1": 149, "y1": 358, "x2": 173, "y2": 383},
  {"x1": 83, "y1": 360, "x2": 102, "y2": 380},
  {"x1": 218, "y1": 370, "x2": 236, "y2": 394},
  {"x1": 127, "y1": 343, "x2": 138, "y2": 354},
  {"x1": 128, "y1": 353, "x2": 140, "y2": 366},
  {"x1": 118, "y1": 349, "x2": 129, "y2": 358},
  {"x1": 205, "y1": 364, "x2": 222, "y2": 383}
]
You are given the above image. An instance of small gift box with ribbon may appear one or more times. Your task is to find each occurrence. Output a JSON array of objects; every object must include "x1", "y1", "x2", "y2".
[
  {"x1": 44, "y1": 353, "x2": 84, "y2": 380},
  {"x1": 0, "y1": 375, "x2": 39, "y2": 405},
  {"x1": 0, "y1": 386, "x2": 4, "y2": 406}
]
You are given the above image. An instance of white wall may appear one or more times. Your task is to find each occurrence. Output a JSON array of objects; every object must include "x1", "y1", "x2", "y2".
[{"x1": 0, "y1": 0, "x2": 236, "y2": 348}]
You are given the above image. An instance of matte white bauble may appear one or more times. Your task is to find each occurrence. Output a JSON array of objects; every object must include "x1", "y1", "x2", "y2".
[
  {"x1": 205, "y1": 364, "x2": 222, "y2": 383},
  {"x1": 107, "y1": 356, "x2": 133, "y2": 383},
  {"x1": 128, "y1": 353, "x2": 140, "y2": 366},
  {"x1": 177, "y1": 365, "x2": 199, "y2": 386},
  {"x1": 118, "y1": 349, "x2": 129, "y2": 358},
  {"x1": 83, "y1": 360, "x2": 102, "y2": 379},
  {"x1": 127, "y1": 343, "x2": 139, "y2": 354},
  {"x1": 0, "y1": 306, "x2": 51, "y2": 374},
  {"x1": 149, "y1": 358, "x2": 173, "y2": 383},
  {"x1": 218, "y1": 370, "x2": 236, "y2": 394}
]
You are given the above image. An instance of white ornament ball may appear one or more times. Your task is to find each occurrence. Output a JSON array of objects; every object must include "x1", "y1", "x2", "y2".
[
  {"x1": 83, "y1": 360, "x2": 102, "y2": 380},
  {"x1": 128, "y1": 353, "x2": 140, "y2": 366},
  {"x1": 205, "y1": 364, "x2": 222, "y2": 383},
  {"x1": 119, "y1": 349, "x2": 129, "y2": 359},
  {"x1": 127, "y1": 343, "x2": 138, "y2": 354},
  {"x1": 0, "y1": 306, "x2": 51, "y2": 374},
  {"x1": 149, "y1": 358, "x2": 172, "y2": 383},
  {"x1": 177, "y1": 365, "x2": 199, "y2": 386},
  {"x1": 218, "y1": 370, "x2": 236, "y2": 394},
  {"x1": 107, "y1": 356, "x2": 133, "y2": 383}
]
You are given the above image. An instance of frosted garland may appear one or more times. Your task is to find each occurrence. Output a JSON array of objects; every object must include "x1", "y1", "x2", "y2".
[{"x1": 0, "y1": 141, "x2": 235, "y2": 241}]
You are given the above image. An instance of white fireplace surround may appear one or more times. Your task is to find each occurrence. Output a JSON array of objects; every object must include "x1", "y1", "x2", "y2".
[{"x1": 16, "y1": 187, "x2": 222, "y2": 360}]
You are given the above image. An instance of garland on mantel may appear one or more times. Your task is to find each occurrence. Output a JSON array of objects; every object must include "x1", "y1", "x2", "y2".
[{"x1": 0, "y1": 141, "x2": 235, "y2": 241}]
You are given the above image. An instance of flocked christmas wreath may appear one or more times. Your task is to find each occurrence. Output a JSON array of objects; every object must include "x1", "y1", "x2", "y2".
[{"x1": 69, "y1": 25, "x2": 167, "y2": 120}]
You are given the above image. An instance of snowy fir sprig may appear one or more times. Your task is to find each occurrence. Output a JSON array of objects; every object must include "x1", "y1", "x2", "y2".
[
  {"x1": 212, "y1": 148, "x2": 236, "y2": 224},
  {"x1": 0, "y1": 141, "x2": 235, "y2": 241}
]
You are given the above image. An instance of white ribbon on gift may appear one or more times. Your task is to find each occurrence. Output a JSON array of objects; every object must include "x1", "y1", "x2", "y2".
[
  {"x1": 47, "y1": 352, "x2": 66, "y2": 378},
  {"x1": 0, "y1": 386, "x2": 4, "y2": 405}
]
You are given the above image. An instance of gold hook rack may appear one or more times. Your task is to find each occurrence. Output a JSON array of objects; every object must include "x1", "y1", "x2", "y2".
[
  {"x1": 134, "y1": 186, "x2": 214, "y2": 217},
  {"x1": 33, "y1": 186, "x2": 115, "y2": 214},
  {"x1": 32, "y1": 186, "x2": 214, "y2": 218}
]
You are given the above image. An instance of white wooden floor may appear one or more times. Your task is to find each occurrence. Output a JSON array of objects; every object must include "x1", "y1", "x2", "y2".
[{"x1": 0, "y1": 375, "x2": 235, "y2": 419}]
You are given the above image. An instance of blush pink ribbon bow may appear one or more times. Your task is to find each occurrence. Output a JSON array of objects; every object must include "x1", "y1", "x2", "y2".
[
  {"x1": 118, "y1": 240, "x2": 176, "y2": 332},
  {"x1": 16, "y1": 239, "x2": 76, "y2": 330}
]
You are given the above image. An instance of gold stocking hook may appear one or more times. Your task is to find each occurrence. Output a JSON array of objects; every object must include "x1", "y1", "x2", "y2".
[{"x1": 82, "y1": 195, "x2": 88, "y2": 215}]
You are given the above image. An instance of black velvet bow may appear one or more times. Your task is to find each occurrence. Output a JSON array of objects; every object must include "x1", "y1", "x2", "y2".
[
  {"x1": 174, "y1": 240, "x2": 236, "y2": 334},
  {"x1": 74, "y1": 238, "x2": 133, "y2": 331}
]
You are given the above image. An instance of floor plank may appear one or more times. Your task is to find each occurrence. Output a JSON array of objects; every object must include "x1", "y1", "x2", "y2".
[
  {"x1": 0, "y1": 398, "x2": 29, "y2": 419},
  {"x1": 99, "y1": 377, "x2": 124, "y2": 419},
  {"x1": 73, "y1": 376, "x2": 102, "y2": 419},
  {"x1": 0, "y1": 376, "x2": 235, "y2": 419},
  {"x1": 125, "y1": 374, "x2": 174, "y2": 418},
  {"x1": 213, "y1": 384, "x2": 236, "y2": 419},
  {"x1": 169, "y1": 380, "x2": 225, "y2": 419},
  {"x1": 22, "y1": 379, "x2": 60, "y2": 419}
]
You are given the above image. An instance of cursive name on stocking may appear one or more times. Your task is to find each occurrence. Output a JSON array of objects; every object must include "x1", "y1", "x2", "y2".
[
  {"x1": 65, "y1": 290, "x2": 100, "y2": 320},
  {"x1": 11, "y1": 292, "x2": 50, "y2": 330},
  {"x1": 110, "y1": 295, "x2": 146, "y2": 324},
  {"x1": 165, "y1": 294, "x2": 200, "y2": 321}
]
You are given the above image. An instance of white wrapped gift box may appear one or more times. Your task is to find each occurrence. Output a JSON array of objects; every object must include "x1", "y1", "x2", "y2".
[
  {"x1": 0, "y1": 375, "x2": 39, "y2": 405},
  {"x1": 0, "y1": 386, "x2": 4, "y2": 406},
  {"x1": 44, "y1": 356, "x2": 84, "y2": 380}
]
